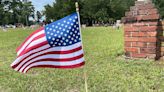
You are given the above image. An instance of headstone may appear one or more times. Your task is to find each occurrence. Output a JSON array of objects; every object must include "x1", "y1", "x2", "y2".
[
  {"x1": 122, "y1": 0, "x2": 162, "y2": 60},
  {"x1": 82, "y1": 24, "x2": 86, "y2": 29}
]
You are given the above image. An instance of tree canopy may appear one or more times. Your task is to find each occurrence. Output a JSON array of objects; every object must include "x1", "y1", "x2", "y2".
[
  {"x1": 0, "y1": 0, "x2": 34, "y2": 26},
  {"x1": 0, "y1": 0, "x2": 164, "y2": 26},
  {"x1": 44, "y1": 0, "x2": 135, "y2": 25},
  {"x1": 44, "y1": 0, "x2": 164, "y2": 26}
]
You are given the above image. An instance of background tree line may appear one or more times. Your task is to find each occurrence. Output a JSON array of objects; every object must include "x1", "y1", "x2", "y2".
[
  {"x1": 0, "y1": 0, "x2": 164, "y2": 26},
  {"x1": 44, "y1": 0, "x2": 164, "y2": 26},
  {"x1": 0, "y1": 0, "x2": 34, "y2": 26}
]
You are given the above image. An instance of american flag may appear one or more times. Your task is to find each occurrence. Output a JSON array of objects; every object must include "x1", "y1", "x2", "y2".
[{"x1": 11, "y1": 13, "x2": 85, "y2": 73}]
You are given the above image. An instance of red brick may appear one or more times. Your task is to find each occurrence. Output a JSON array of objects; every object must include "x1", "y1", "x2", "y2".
[
  {"x1": 132, "y1": 22, "x2": 158, "y2": 26},
  {"x1": 125, "y1": 37, "x2": 138, "y2": 42},
  {"x1": 131, "y1": 42, "x2": 147, "y2": 47},
  {"x1": 130, "y1": 4, "x2": 154, "y2": 11},
  {"x1": 125, "y1": 42, "x2": 131, "y2": 47},
  {"x1": 137, "y1": 4, "x2": 154, "y2": 10},
  {"x1": 147, "y1": 22, "x2": 158, "y2": 26},
  {"x1": 125, "y1": 32, "x2": 131, "y2": 37},
  {"x1": 125, "y1": 47, "x2": 138, "y2": 52},
  {"x1": 123, "y1": 17, "x2": 137, "y2": 23},
  {"x1": 125, "y1": 37, "x2": 157, "y2": 42},
  {"x1": 132, "y1": 32, "x2": 157, "y2": 37},
  {"x1": 138, "y1": 9, "x2": 158, "y2": 15},
  {"x1": 141, "y1": 14, "x2": 160, "y2": 20},
  {"x1": 146, "y1": 32, "x2": 157, "y2": 36},
  {"x1": 138, "y1": 26, "x2": 157, "y2": 31},
  {"x1": 138, "y1": 32, "x2": 147, "y2": 36},
  {"x1": 124, "y1": 26, "x2": 138, "y2": 32},
  {"x1": 140, "y1": 48, "x2": 156, "y2": 54},
  {"x1": 136, "y1": 16, "x2": 142, "y2": 20},
  {"x1": 131, "y1": 53, "x2": 147, "y2": 58},
  {"x1": 139, "y1": 37, "x2": 157, "y2": 42},
  {"x1": 131, "y1": 32, "x2": 145, "y2": 37},
  {"x1": 124, "y1": 24, "x2": 132, "y2": 27},
  {"x1": 131, "y1": 32, "x2": 156, "y2": 37},
  {"x1": 147, "y1": 43, "x2": 156, "y2": 48}
]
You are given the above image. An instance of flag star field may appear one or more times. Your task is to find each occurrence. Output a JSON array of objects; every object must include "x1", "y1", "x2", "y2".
[
  {"x1": 45, "y1": 13, "x2": 81, "y2": 47},
  {"x1": 11, "y1": 12, "x2": 85, "y2": 73}
]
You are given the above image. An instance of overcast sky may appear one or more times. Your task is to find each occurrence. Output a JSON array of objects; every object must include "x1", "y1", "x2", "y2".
[{"x1": 30, "y1": 0, "x2": 54, "y2": 11}]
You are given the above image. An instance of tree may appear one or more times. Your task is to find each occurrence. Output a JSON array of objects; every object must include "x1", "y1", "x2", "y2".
[
  {"x1": 0, "y1": 0, "x2": 34, "y2": 25},
  {"x1": 153, "y1": 0, "x2": 164, "y2": 18},
  {"x1": 44, "y1": 0, "x2": 135, "y2": 26},
  {"x1": 44, "y1": 0, "x2": 81, "y2": 21},
  {"x1": 36, "y1": 11, "x2": 42, "y2": 22},
  {"x1": 0, "y1": 0, "x2": 4, "y2": 25},
  {"x1": 22, "y1": 1, "x2": 35, "y2": 25}
]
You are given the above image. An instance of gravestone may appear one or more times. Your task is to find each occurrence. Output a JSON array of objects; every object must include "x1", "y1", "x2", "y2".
[{"x1": 122, "y1": 0, "x2": 162, "y2": 60}]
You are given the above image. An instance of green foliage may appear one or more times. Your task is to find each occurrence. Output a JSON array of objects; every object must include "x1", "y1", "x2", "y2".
[
  {"x1": 0, "y1": 27, "x2": 163, "y2": 92},
  {"x1": 44, "y1": 0, "x2": 135, "y2": 25},
  {"x1": 44, "y1": 0, "x2": 81, "y2": 21},
  {"x1": 0, "y1": 0, "x2": 34, "y2": 25},
  {"x1": 153, "y1": 0, "x2": 164, "y2": 18},
  {"x1": 44, "y1": 0, "x2": 164, "y2": 25}
]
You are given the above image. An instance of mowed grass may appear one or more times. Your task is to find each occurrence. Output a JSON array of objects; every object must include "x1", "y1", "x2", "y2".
[{"x1": 0, "y1": 27, "x2": 164, "y2": 92}]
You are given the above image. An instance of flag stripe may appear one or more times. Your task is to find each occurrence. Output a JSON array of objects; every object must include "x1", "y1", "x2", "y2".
[
  {"x1": 16, "y1": 27, "x2": 44, "y2": 52},
  {"x1": 15, "y1": 46, "x2": 83, "y2": 71},
  {"x1": 25, "y1": 62, "x2": 85, "y2": 73},
  {"x1": 18, "y1": 41, "x2": 49, "y2": 56},
  {"x1": 26, "y1": 37, "x2": 47, "y2": 51},
  {"x1": 18, "y1": 34, "x2": 46, "y2": 56},
  {"x1": 12, "y1": 42, "x2": 81, "y2": 67},
  {"x1": 11, "y1": 45, "x2": 50, "y2": 67},
  {"x1": 11, "y1": 13, "x2": 85, "y2": 73},
  {"x1": 23, "y1": 58, "x2": 85, "y2": 73},
  {"x1": 17, "y1": 29, "x2": 45, "y2": 56},
  {"x1": 20, "y1": 54, "x2": 84, "y2": 72}
]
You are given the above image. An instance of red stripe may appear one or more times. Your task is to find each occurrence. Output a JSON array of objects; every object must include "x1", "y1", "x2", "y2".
[
  {"x1": 25, "y1": 62, "x2": 85, "y2": 73},
  {"x1": 16, "y1": 46, "x2": 82, "y2": 71},
  {"x1": 12, "y1": 41, "x2": 49, "y2": 68},
  {"x1": 12, "y1": 46, "x2": 82, "y2": 69},
  {"x1": 16, "y1": 27, "x2": 44, "y2": 52},
  {"x1": 18, "y1": 41, "x2": 48, "y2": 57},
  {"x1": 21, "y1": 54, "x2": 84, "y2": 72},
  {"x1": 12, "y1": 45, "x2": 50, "y2": 69},
  {"x1": 17, "y1": 34, "x2": 45, "y2": 56}
]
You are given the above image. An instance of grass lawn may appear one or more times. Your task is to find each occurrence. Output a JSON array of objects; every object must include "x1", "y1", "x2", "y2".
[{"x1": 0, "y1": 27, "x2": 164, "y2": 92}]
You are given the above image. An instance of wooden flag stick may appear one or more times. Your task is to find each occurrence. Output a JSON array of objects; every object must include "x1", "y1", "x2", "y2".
[{"x1": 75, "y1": 2, "x2": 88, "y2": 92}]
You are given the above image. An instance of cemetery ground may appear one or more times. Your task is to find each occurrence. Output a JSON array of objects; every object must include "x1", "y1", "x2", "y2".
[{"x1": 0, "y1": 27, "x2": 163, "y2": 92}]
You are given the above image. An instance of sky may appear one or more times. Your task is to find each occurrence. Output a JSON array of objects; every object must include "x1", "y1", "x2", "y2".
[{"x1": 30, "y1": 0, "x2": 54, "y2": 11}]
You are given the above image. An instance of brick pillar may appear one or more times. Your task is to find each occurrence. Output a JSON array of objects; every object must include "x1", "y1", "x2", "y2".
[{"x1": 122, "y1": 0, "x2": 161, "y2": 60}]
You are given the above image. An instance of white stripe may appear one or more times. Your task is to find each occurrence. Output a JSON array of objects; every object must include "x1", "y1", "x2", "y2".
[
  {"x1": 15, "y1": 44, "x2": 82, "y2": 71},
  {"x1": 11, "y1": 44, "x2": 50, "y2": 66},
  {"x1": 25, "y1": 37, "x2": 47, "y2": 50},
  {"x1": 18, "y1": 49, "x2": 83, "y2": 72},
  {"x1": 12, "y1": 42, "x2": 82, "y2": 68},
  {"x1": 17, "y1": 30, "x2": 45, "y2": 56},
  {"x1": 23, "y1": 57, "x2": 85, "y2": 73}
]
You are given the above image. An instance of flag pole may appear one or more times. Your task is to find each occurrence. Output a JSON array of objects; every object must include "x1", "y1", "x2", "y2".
[{"x1": 75, "y1": 2, "x2": 88, "y2": 92}]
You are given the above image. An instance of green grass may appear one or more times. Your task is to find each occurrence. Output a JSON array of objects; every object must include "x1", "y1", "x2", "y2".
[{"x1": 0, "y1": 27, "x2": 164, "y2": 92}]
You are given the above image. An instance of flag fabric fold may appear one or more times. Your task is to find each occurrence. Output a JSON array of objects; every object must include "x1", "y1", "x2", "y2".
[{"x1": 11, "y1": 13, "x2": 85, "y2": 73}]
